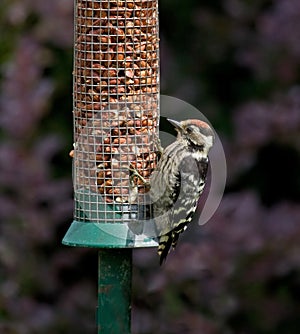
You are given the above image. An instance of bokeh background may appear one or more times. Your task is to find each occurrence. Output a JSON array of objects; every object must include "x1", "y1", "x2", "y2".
[{"x1": 1, "y1": 0, "x2": 300, "y2": 333}]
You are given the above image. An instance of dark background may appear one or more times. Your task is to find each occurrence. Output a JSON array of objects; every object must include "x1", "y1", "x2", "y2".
[{"x1": 1, "y1": 0, "x2": 300, "y2": 333}]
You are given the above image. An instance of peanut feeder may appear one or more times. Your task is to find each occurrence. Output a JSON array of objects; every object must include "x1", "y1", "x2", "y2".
[{"x1": 62, "y1": 1, "x2": 160, "y2": 333}]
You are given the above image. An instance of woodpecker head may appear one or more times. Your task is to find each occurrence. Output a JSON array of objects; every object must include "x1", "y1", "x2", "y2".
[{"x1": 168, "y1": 118, "x2": 215, "y2": 154}]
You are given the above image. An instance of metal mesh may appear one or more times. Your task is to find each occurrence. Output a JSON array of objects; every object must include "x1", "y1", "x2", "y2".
[{"x1": 72, "y1": 0, "x2": 160, "y2": 223}]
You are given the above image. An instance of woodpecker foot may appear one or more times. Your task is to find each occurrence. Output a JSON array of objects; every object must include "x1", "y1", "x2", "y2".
[
  {"x1": 128, "y1": 165, "x2": 150, "y2": 187},
  {"x1": 153, "y1": 132, "x2": 164, "y2": 157}
]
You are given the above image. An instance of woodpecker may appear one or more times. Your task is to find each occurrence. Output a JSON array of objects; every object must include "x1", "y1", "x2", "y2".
[{"x1": 130, "y1": 118, "x2": 215, "y2": 264}]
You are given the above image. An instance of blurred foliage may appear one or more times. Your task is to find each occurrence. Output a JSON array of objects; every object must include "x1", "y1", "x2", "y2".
[{"x1": 0, "y1": 0, "x2": 300, "y2": 333}]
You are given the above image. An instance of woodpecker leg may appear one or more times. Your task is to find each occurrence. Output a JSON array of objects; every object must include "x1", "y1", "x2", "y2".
[
  {"x1": 128, "y1": 166, "x2": 150, "y2": 187},
  {"x1": 153, "y1": 132, "x2": 164, "y2": 156},
  {"x1": 128, "y1": 165, "x2": 150, "y2": 204}
]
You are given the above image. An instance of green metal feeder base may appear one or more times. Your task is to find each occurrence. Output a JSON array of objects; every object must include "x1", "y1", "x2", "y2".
[
  {"x1": 62, "y1": 192, "x2": 158, "y2": 333},
  {"x1": 62, "y1": 220, "x2": 158, "y2": 248},
  {"x1": 63, "y1": 189, "x2": 158, "y2": 249}
]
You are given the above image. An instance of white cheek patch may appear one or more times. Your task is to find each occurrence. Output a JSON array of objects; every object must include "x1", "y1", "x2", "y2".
[{"x1": 205, "y1": 135, "x2": 214, "y2": 148}]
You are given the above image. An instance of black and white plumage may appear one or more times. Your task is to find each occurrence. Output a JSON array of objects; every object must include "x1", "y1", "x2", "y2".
[
  {"x1": 129, "y1": 118, "x2": 215, "y2": 264},
  {"x1": 149, "y1": 119, "x2": 215, "y2": 264}
]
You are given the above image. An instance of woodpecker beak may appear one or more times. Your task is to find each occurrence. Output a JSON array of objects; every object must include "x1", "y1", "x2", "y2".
[{"x1": 167, "y1": 118, "x2": 183, "y2": 132}]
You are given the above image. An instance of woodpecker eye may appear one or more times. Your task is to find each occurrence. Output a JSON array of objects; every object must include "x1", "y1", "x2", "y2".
[{"x1": 186, "y1": 125, "x2": 194, "y2": 134}]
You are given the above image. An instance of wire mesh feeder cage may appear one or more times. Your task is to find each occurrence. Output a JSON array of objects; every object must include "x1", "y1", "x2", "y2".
[{"x1": 63, "y1": 0, "x2": 160, "y2": 248}]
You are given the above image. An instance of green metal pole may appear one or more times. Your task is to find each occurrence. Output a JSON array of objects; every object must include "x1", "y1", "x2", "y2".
[{"x1": 97, "y1": 248, "x2": 132, "y2": 334}]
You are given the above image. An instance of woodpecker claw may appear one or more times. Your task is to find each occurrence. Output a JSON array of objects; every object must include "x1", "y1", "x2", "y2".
[
  {"x1": 128, "y1": 165, "x2": 149, "y2": 186},
  {"x1": 153, "y1": 132, "x2": 164, "y2": 156},
  {"x1": 128, "y1": 165, "x2": 150, "y2": 204}
]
